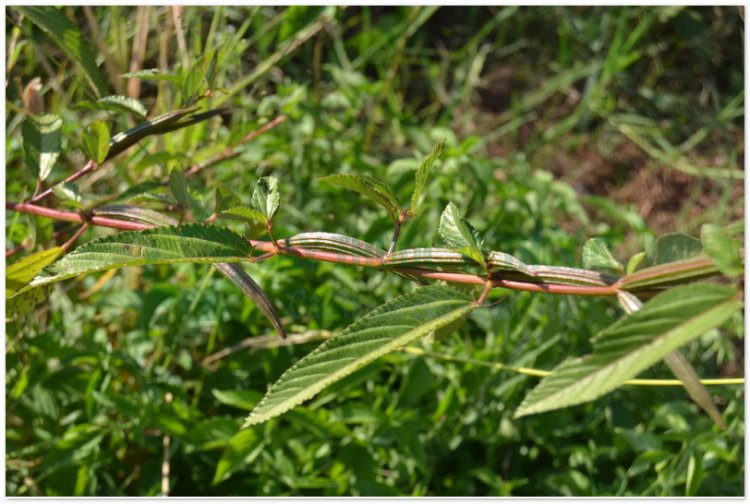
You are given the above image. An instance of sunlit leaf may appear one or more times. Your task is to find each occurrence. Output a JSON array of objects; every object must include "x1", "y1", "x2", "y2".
[
  {"x1": 319, "y1": 173, "x2": 401, "y2": 221},
  {"x1": 251, "y1": 176, "x2": 280, "y2": 222},
  {"x1": 21, "y1": 114, "x2": 62, "y2": 181},
  {"x1": 121, "y1": 68, "x2": 182, "y2": 83},
  {"x1": 82, "y1": 120, "x2": 111, "y2": 163},
  {"x1": 220, "y1": 206, "x2": 268, "y2": 225},
  {"x1": 439, "y1": 202, "x2": 485, "y2": 267},
  {"x1": 77, "y1": 95, "x2": 147, "y2": 119},
  {"x1": 51, "y1": 182, "x2": 83, "y2": 209},
  {"x1": 23, "y1": 224, "x2": 253, "y2": 290},
  {"x1": 409, "y1": 139, "x2": 445, "y2": 217},
  {"x1": 515, "y1": 284, "x2": 741, "y2": 418},
  {"x1": 244, "y1": 285, "x2": 475, "y2": 427},
  {"x1": 6, "y1": 247, "x2": 63, "y2": 297},
  {"x1": 582, "y1": 237, "x2": 623, "y2": 271}
]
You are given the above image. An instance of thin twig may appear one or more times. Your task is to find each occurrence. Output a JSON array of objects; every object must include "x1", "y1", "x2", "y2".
[
  {"x1": 182, "y1": 115, "x2": 288, "y2": 179},
  {"x1": 28, "y1": 160, "x2": 97, "y2": 205},
  {"x1": 60, "y1": 223, "x2": 89, "y2": 251},
  {"x1": 202, "y1": 330, "x2": 333, "y2": 368}
]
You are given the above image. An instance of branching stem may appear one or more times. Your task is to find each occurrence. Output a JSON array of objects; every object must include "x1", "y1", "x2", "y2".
[{"x1": 6, "y1": 201, "x2": 624, "y2": 298}]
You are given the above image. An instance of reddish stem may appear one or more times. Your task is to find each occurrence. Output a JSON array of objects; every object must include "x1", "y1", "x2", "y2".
[
  {"x1": 28, "y1": 160, "x2": 97, "y2": 204},
  {"x1": 61, "y1": 223, "x2": 89, "y2": 251},
  {"x1": 6, "y1": 201, "x2": 622, "y2": 297}
]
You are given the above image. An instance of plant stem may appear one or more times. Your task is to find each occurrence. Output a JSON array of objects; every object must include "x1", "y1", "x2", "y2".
[
  {"x1": 28, "y1": 160, "x2": 97, "y2": 204},
  {"x1": 6, "y1": 201, "x2": 626, "y2": 298}
]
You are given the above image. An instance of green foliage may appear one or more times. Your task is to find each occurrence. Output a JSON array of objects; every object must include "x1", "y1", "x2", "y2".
[
  {"x1": 6, "y1": 247, "x2": 63, "y2": 296},
  {"x1": 5, "y1": 5, "x2": 743, "y2": 498},
  {"x1": 16, "y1": 6, "x2": 108, "y2": 97},
  {"x1": 26, "y1": 224, "x2": 253, "y2": 289},
  {"x1": 21, "y1": 114, "x2": 62, "y2": 181},
  {"x1": 319, "y1": 174, "x2": 401, "y2": 222},
  {"x1": 82, "y1": 121, "x2": 110, "y2": 163},
  {"x1": 582, "y1": 238, "x2": 623, "y2": 271},
  {"x1": 244, "y1": 285, "x2": 474, "y2": 427},
  {"x1": 409, "y1": 139, "x2": 445, "y2": 218},
  {"x1": 515, "y1": 285, "x2": 741, "y2": 417},
  {"x1": 251, "y1": 176, "x2": 281, "y2": 224},
  {"x1": 77, "y1": 96, "x2": 148, "y2": 119},
  {"x1": 439, "y1": 202, "x2": 486, "y2": 267},
  {"x1": 51, "y1": 182, "x2": 83, "y2": 209},
  {"x1": 701, "y1": 224, "x2": 743, "y2": 277}
]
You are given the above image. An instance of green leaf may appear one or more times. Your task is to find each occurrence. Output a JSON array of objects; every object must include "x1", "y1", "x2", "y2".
[
  {"x1": 514, "y1": 284, "x2": 741, "y2": 418},
  {"x1": 106, "y1": 107, "x2": 225, "y2": 161},
  {"x1": 17, "y1": 7, "x2": 107, "y2": 97},
  {"x1": 6, "y1": 247, "x2": 63, "y2": 297},
  {"x1": 409, "y1": 139, "x2": 445, "y2": 217},
  {"x1": 211, "y1": 389, "x2": 262, "y2": 411},
  {"x1": 214, "y1": 263, "x2": 286, "y2": 339},
  {"x1": 220, "y1": 206, "x2": 268, "y2": 225},
  {"x1": 51, "y1": 182, "x2": 83, "y2": 209},
  {"x1": 619, "y1": 256, "x2": 719, "y2": 290},
  {"x1": 319, "y1": 174, "x2": 401, "y2": 221},
  {"x1": 626, "y1": 251, "x2": 647, "y2": 274},
  {"x1": 7, "y1": 284, "x2": 55, "y2": 319},
  {"x1": 212, "y1": 428, "x2": 264, "y2": 485},
  {"x1": 121, "y1": 68, "x2": 182, "y2": 83},
  {"x1": 582, "y1": 238, "x2": 623, "y2": 271},
  {"x1": 168, "y1": 168, "x2": 190, "y2": 207},
  {"x1": 23, "y1": 224, "x2": 253, "y2": 291},
  {"x1": 243, "y1": 285, "x2": 475, "y2": 427},
  {"x1": 82, "y1": 121, "x2": 111, "y2": 163},
  {"x1": 21, "y1": 114, "x2": 62, "y2": 181},
  {"x1": 701, "y1": 224, "x2": 742, "y2": 277},
  {"x1": 77, "y1": 95, "x2": 147, "y2": 119},
  {"x1": 92, "y1": 204, "x2": 178, "y2": 227},
  {"x1": 654, "y1": 233, "x2": 702, "y2": 264},
  {"x1": 213, "y1": 187, "x2": 242, "y2": 213},
  {"x1": 251, "y1": 176, "x2": 280, "y2": 222},
  {"x1": 439, "y1": 202, "x2": 485, "y2": 267}
]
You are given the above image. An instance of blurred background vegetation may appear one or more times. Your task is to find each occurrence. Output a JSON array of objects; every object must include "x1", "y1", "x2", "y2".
[{"x1": 5, "y1": 6, "x2": 744, "y2": 496}]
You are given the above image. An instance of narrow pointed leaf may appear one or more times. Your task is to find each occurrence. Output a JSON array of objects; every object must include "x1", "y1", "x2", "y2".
[
  {"x1": 121, "y1": 68, "x2": 182, "y2": 83},
  {"x1": 619, "y1": 256, "x2": 719, "y2": 290},
  {"x1": 82, "y1": 120, "x2": 111, "y2": 163},
  {"x1": 214, "y1": 263, "x2": 286, "y2": 339},
  {"x1": 168, "y1": 168, "x2": 191, "y2": 207},
  {"x1": 17, "y1": 7, "x2": 107, "y2": 97},
  {"x1": 106, "y1": 107, "x2": 225, "y2": 161},
  {"x1": 251, "y1": 176, "x2": 280, "y2": 222},
  {"x1": 582, "y1": 237, "x2": 623, "y2": 271},
  {"x1": 319, "y1": 174, "x2": 401, "y2": 221},
  {"x1": 22, "y1": 114, "x2": 62, "y2": 181},
  {"x1": 626, "y1": 251, "x2": 647, "y2": 274},
  {"x1": 6, "y1": 247, "x2": 63, "y2": 297},
  {"x1": 439, "y1": 202, "x2": 485, "y2": 267},
  {"x1": 214, "y1": 187, "x2": 242, "y2": 213},
  {"x1": 243, "y1": 285, "x2": 474, "y2": 427},
  {"x1": 77, "y1": 95, "x2": 147, "y2": 119},
  {"x1": 701, "y1": 224, "x2": 742, "y2": 277},
  {"x1": 220, "y1": 206, "x2": 268, "y2": 225},
  {"x1": 409, "y1": 139, "x2": 445, "y2": 217},
  {"x1": 92, "y1": 204, "x2": 178, "y2": 227},
  {"x1": 514, "y1": 284, "x2": 741, "y2": 418},
  {"x1": 23, "y1": 224, "x2": 253, "y2": 290}
]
